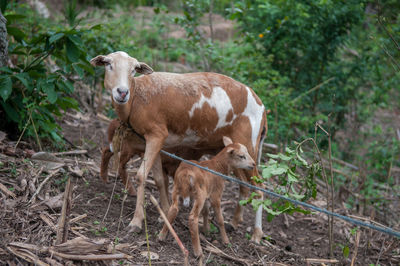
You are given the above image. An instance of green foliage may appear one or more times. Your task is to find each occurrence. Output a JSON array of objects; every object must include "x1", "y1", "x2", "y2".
[
  {"x1": 228, "y1": 0, "x2": 367, "y2": 139},
  {"x1": 240, "y1": 145, "x2": 318, "y2": 221},
  {"x1": 174, "y1": 0, "x2": 222, "y2": 71},
  {"x1": 0, "y1": 4, "x2": 95, "y2": 144}
]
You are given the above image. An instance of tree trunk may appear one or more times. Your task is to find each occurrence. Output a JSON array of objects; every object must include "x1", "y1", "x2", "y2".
[{"x1": 0, "y1": 10, "x2": 8, "y2": 67}]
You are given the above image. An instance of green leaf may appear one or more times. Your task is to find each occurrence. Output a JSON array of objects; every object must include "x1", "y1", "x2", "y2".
[
  {"x1": 278, "y1": 153, "x2": 292, "y2": 161},
  {"x1": 66, "y1": 38, "x2": 80, "y2": 62},
  {"x1": 41, "y1": 82, "x2": 57, "y2": 104},
  {"x1": 271, "y1": 166, "x2": 287, "y2": 175},
  {"x1": 13, "y1": 73, "x2": 30, "y2": 89},
  {"x1": 50, "y1": 131, "x2": 63, "y2": 142},
  {"x1": 90, "y1": 24, "x2": 102, "y2": 30},
  {"x1": 49, "y1": 32, "x2": 64, "y2": 44},
  {"x1": 67, "y1": 35, "x2": 83, "y2": 47},
  {"x1": 4, "y1": 14, "x2": 26, "y2": 24},
  {"x1": 0, "y1": 101, "x2": 20, "y2": 122},
  {"x1": 0, "y1": 67, "x2": 13, "y2": 74},
  {"x1": 285, "y1": 147, "x2": 295, "y2": 155},
  {"x1": 262, "y1": 167, "x2": 273, "y2": 179},
  {"x1": 6, "y1": 26, "x2": 26, "y2": 41},
  {"x1": 77, "y1": 62, "x2": 95, "y2": 75},
  {"x1": 287, "y1": 169, "x2": 299, "y2": 182},
  {"x1": 239, "y1": 199, "x2": 248, "y2": 206},
  {"x1": 297, "y1": 153, "x2": 308, "y2": 166},
  {"x1": 0, "y1": 76, "x2": 12, "y2": 101},
  {"x1": 72, "y1": 64, "x2": 84, "y2": 78},
  {"x1": 342, "y1": 245, "x2": 350, "y2": 258}
]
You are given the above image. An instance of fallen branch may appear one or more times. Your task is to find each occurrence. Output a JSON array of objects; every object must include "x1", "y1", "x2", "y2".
[
  {"x1": 0, "y1": 182, "x2": 16, "y2": 199},
  {"x1": 49, "y1": 250, "x2": 131, "y2": 261},
  {"x1": 52, "y1": 150, "x2": 88, "y2": 156},
  {"x1": 149, "y1": 195, "x2": 189, "y2": 266},
  {"x1": 39, "y1": 212, "x2": 57, "y2": 231},
  {"x1": 305, "y1": 258, "x2": 339, "y2": 265},
  {"x1": 200, "y1": 234, "x2": 251, "y2": 266},
  {"x1": 70, "y1": 213, "x2": 87, "y2": 224},
  {"x1": 7, "y1": 243, "x2": 48, "y2": 266},
  {"x1": 55, "y1": 176, "x2": 73, "y2": 245},
  {"x1": 28, "y1": 169, "x2": 60, "y2": 204}
]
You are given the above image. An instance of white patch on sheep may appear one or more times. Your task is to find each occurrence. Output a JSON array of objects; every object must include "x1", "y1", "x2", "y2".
[
  {"x1": 242, "y1": 87, "x2": 264, "y2": 150},
  {"x1": 188, "y1": 87, "x2": 236, "y2": 131}
]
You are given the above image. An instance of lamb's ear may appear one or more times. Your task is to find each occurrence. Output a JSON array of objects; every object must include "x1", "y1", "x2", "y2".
[
  {"x1": 90, "y1": 55, "x2": 112, "y2": 66},
  {"x1": 223, "y1": 136, "x2": 233, "y2": 147},
  {"x1": 136, "y1": 62, "x2": 154, "y2": 75},
  {"x1": 226, "y1": 147, "x2": 234, "y2": 154}
]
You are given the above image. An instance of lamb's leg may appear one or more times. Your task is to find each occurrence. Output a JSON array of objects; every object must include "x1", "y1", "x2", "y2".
[
  {"x1": 100, "y1": 146, "x2": 113, "y2": 183},
  {"x1": 210, "y1": 195, "x2": 229, "y2": 245},
  {"x1": 118, "y1": 150, "x2": 136, "y2": 196},
  {"x1": 127, "y1": 133, "x2": 166, "y2": 233},
  {"x1": 158, "y1": 189, "x2": 179, "y2": 240},
  {"x1": 189, "y1": 191, "x2": 206, "y2": 258},
  {"x1": 151, "y1": 155, "x2": 170, "y2": 214},
  {"x1": 201, "y1": 201, "x2": 210, "y2": 234}
]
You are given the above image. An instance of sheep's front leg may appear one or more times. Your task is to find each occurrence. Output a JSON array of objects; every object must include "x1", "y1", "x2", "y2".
[{"x1": 127, "y1": 133, "x2": 166, "y2": 234}]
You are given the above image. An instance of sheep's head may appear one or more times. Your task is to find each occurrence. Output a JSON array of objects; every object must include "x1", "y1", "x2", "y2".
[
  {"x1": 223, "y1": 136, "x2": 256, "y2": 170},
  {"x1": 90, "y1": 51, "x2": 153, "y2": 104}
]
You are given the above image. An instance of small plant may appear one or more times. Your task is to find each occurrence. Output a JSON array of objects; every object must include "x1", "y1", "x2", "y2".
[
  {"x1": 241, "y1": 145, "x2": 319, "y2": 222},
  {"x1": 209, "y1": 223, "x2": 219, "y2": 234}
]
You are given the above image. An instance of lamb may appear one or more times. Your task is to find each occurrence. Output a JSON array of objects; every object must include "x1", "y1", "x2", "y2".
[
  {"x1": 91, "y1": 51, "x2": 267, "y2": 242},
  {"x1": 100, "y1": 119, "x2": 216, "y2": 197},
  {"x1": 158, "y1": 136, "x2": 256, "y2": 257}
]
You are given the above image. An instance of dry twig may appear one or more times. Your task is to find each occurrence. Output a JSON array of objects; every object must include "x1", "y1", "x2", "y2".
[
  {"x1": 350, "y1": 229, "x2": 361, "y2": 266},
  {"x1": 28, "y1": 169, "x2": 59, "y2": 204},
  {"x1": 55, "y1": 176, "x2": 73, "y2": 245},
  {"x1": 150, "y1": 195, "x2": 189, "y2": 266}
]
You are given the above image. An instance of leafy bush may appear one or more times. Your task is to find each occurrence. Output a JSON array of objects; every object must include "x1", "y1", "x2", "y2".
[{"x1": 0, "y1": 3, "x2": 95, "y2": 145}]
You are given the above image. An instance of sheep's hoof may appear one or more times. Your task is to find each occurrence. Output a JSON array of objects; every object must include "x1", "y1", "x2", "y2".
[
  {"x1": 128, "y1": 187, "x2": 137, "y2": 196},
  {"x1": 193, "y1": 249, "x2": 203, "y2": 258},
  {"x1": 250, "y1": 227, "x2": 263, "y2": 244},
  {"x1": 225, "y1": 223, "x2": 236, "y2": 233},
  {"x1": 158, "y1": 233, "x2": 167, "y2": 242}
]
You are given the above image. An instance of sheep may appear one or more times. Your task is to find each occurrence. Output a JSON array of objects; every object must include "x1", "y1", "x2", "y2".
[
  {"x1": 158, "y1": 136, "x2": 256, "y2": 257},
  {"x1": 91, "y1": 51, "x2": 267, "y2": 242}
]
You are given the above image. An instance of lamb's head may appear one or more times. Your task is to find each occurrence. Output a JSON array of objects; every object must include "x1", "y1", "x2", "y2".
[
  {"x1": 90, "y1": 51, "x2": 153, "y2": 104},
  {"x1": 223, "y1": 136, "x2": 256, "y2": 170}
]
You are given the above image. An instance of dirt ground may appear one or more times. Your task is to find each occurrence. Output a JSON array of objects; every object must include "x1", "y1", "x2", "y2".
[{"x1": 1, "y1": 108, "x2": 399, "y2": 266}]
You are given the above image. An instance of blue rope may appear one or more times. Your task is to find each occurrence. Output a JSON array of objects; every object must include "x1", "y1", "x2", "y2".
[{"x1": 160, "y1": 149, "x2": 400, "y2": 239}]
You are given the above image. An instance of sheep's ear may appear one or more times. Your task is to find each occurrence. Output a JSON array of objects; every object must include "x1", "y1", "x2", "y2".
[
  {"x1": 136, "y1": 62, "x2": 153, "y2": 75},
  {"x1": 223, "y1": 136, "x2": 233, "y2": 147},
  {"x1": 90, "y1": 55, "x2": 112, "y2": 66},
  {"x1": 226, "y1": 147, "x2": 234, "y2": 154}
]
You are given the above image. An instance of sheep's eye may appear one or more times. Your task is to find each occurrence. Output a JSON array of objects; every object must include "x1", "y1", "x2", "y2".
[
  {"x1": 239, "y1": 155, "x2": 246, "y2": 159},
  {"x1": 105, "y1": 63, "x2": 112, "y2": 70}
]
